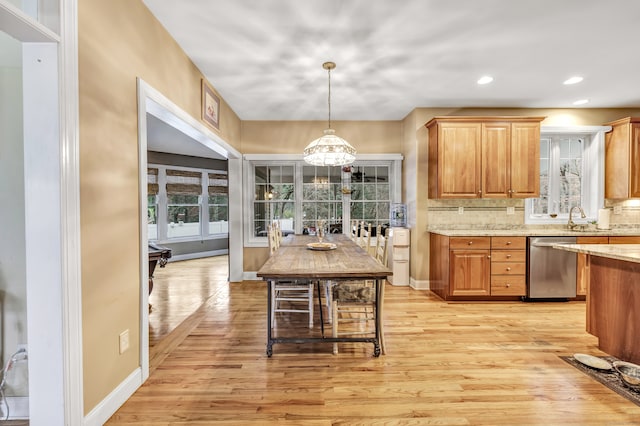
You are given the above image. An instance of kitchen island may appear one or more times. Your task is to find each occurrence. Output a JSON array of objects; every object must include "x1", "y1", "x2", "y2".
[{"x1": 553, "y1": 243, "x2": 640, "y2": 365}]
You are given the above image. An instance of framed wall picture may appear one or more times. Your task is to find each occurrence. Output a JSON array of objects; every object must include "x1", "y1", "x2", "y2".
[{"x1": 202, "y1": 79, "x2": 220, "y2": 130}]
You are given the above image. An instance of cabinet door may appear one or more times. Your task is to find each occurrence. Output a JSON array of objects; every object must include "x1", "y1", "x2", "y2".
[
  {"x1": 482, "y1": 122, "x2": 511, "y2": 198},
  {"x1": 438, "y1": 123, "x2": 482, "y2": 198},
  {"x1": 630, "y1": 123, "x2": 640, "y2": 198},
  {"x1": 450, "y1": 249, "x2": 490, "y2": 296},
  {"x1": 605, "y1": 120, "x2": 632, "y2": 199},
  {"x1": 509, "y1": 122, "x2": 540, "y2": 198}
]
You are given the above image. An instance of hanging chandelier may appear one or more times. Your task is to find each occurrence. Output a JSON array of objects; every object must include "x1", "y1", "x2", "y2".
[{"x1": 303, "y1": 62, "x2": 356, "y2": 166}]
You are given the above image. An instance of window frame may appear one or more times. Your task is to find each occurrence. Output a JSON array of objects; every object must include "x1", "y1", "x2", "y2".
[
  {"x1": 243, "y1": 154, "x2": 403, "y2": 247},
  {"x1": 524, "y1": 125, "x2": 609, "y2": 224}
]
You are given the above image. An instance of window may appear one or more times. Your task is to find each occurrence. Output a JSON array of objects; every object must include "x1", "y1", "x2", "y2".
[
  {"x1": 302, "y1": 165, "x2": 343, "y2": 233},
  {"x1": 350, "y1": 165, "x2": 390, "y2": 228},
  {"x1": 149, "y1": 165, "x2": 228, "y2": 241},
  {"x1": 253, "y1": 165, "x2": 295, "y2": 237},
  {"x1": 525, "y1": 126, "x2": 607, "y2": 224},
  {"x1": 208, "y1": 172, "x2": 229, "y2": 234},
  {"x1": 166, "y1": 170, "x2": 202, "y2": 238},
  {"x1": 244, "y1": 155, "x2": 402, "y2": 246},
  {"x1": 147, "y1": 167, "x2": 159, "y2": 239}
]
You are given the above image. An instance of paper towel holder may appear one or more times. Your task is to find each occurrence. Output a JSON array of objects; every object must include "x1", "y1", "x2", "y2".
[{"x1": 596, "y1": 208, "x2": 611, "y2": 230}]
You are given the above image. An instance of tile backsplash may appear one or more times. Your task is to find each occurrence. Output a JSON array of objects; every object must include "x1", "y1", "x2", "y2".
[{"x1": 427, "y1": 199, "x2": 640, "y2": 228}]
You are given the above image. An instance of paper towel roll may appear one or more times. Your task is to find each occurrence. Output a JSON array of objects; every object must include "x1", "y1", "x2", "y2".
[{"x1": 597, "y1": 208, "x2": 611, "y2": 230}]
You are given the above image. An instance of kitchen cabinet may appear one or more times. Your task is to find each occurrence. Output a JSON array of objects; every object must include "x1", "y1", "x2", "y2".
[
  {"x1": 449, "y1": 237, "x2": 491, "y2": 296},
  {"x1": 427, "y1": 121, "x2": 481, "y2": 198},
  {"x1": 426, "y1": 116, "x2": 544, "y2": 199},
  {"x1": 604, "y1": 117, "x2": 640, "y2": 199},
  {"x1": 490, "y1": 237, "x2": 526, "y2": 296},
  {"x1": 430, "y1": 234, "x2": 525, "y2": 300}
]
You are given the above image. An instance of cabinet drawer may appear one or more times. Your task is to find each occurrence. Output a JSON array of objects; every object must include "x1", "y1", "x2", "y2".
[
  {"x1": 450, "y1": 237, "x2": 491, "y2": 250},
  {"x1": 491, "y1": 275, "x2": 526, "y2": 296},
  {"x1": 609, "y1": 236, "x2": 640, "y2": 244},
  {"x1": 490, "y1": 250, "x2": 526, "y2": 262},
  {"x1": 576, "y1": 236, "x2": 609, "y2": 244},
  {"x1": 491, "y1": 236, "x2": 526, "y2": 250},
  {"x1": 491, "y1": 262, "x2": 526, "y2": 275}
]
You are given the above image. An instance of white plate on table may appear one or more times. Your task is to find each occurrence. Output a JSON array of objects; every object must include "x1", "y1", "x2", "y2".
[
  {"x1": 573, "y1": 353, "x2": 613, "y2": 371},
  {"x1": 306, "y1": 242, "x2": 337, "y2": 251}
]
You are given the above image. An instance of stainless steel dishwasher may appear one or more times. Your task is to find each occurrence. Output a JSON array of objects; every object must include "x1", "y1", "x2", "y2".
[{"x1": 527, "y1": 236, "x2": 577, "y2": 299}]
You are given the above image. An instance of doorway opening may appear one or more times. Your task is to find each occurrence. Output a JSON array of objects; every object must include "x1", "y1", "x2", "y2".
[{"x1": 137, "y1": 79, "x2": 242, "y2": 378}]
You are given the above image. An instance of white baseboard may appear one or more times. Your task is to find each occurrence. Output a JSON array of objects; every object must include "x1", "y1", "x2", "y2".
[
  {"x1": 169, "y1": 249, "x2": 228, "y2": 262},
  {"x1": 243, "y1": 271, "x2": 258, "y2": 281},
  {"x1": 84, "y1": 368, "x2": 142, "y2": 426},
  {"x1": 410, "y1": 277, "x2": 430, "y2": 290},
  {"x1": 3, "y1": 396, "x2": 29, "y2": 419}
]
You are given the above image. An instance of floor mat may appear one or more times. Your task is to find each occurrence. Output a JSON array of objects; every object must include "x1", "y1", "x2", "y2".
[{"x1": 560, "y1": 355, "x2": 640, "y2": 407}]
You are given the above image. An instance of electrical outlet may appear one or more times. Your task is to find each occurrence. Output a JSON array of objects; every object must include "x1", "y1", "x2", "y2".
[
  {"x1": 17, "y1": 344, "x2": 27, "y2": 353},
  {"x1": 458, "y1": 206, "x2": 464, "y2": 215},
  {"x1": 506, "y1": 206, "x2": 515, "y2": 215},
  {"x1": 613, "y1": 205, "x2": 623, "y2": 215},
  {"x1": 119, "y1": 329, "x2": 130, "y2": 354}
]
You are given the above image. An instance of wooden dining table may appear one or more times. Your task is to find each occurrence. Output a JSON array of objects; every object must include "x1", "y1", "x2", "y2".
[{"x1": 257, "y1": 233, "x2": 391, "y2": 357}]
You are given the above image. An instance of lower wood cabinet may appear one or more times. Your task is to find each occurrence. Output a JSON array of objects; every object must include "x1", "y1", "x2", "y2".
[
  {"x1": 450, "y1": 237, "x2": 491, "y2": 296},
  {"x1": 430, "y1": 234, "x2": 526, "y2": 300}
]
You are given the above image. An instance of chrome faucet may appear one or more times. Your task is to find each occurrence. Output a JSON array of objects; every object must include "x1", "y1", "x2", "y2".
[{"x1": 568, "y1": 206, "x2": 586, "y2": 230}]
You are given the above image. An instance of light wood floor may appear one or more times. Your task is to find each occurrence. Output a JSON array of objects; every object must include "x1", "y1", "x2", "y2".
[{"x1": 108, "y1": 257, "x2": 640, "y2": 425}]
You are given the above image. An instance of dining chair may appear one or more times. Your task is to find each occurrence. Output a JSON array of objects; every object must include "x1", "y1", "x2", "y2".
[
  {"x1": 331, "y1": 232, "x2": 387, "y2": 355},
  {"x1": 369, "y1": 224, "x2": 382, "y2": 256},
  {"x1": 349, "y1": 219, "x2": 359, "y2": 242},
  {"x1": 267, "y1": 224, "x2": 315, "y2": 329},
  {"x1": 357, "y1": 222, "x2": 371, "y2": 253}
]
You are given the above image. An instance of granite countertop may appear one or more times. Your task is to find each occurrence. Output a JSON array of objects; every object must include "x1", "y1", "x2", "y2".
[
  {"x1": 428, "y1": 226, "x2": 640, "y2": 237},
  {"x1": 552, "y1": 243, "x2": 640, "y2": 264}
]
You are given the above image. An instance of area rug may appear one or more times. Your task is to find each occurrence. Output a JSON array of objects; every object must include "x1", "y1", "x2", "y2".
[{"x1": 560, "y1": 355, "x2": 640, "y2": 407}]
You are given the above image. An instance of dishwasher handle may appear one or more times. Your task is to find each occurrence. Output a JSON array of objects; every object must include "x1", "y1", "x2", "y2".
[{"x1": 530, "y1": 242, "x2": 571, "y2": 248}]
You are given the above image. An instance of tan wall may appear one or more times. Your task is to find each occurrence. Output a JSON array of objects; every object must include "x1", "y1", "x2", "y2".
[
  {"x1": 241, "y1": 120, "x2": 403, "y2": 270},
  {"x1": 404, "y1": 107, "x2": 640, "y2": 284},
  {"x1": 240, "y1": 120, "x2": 401, "y2": 153},
  {"x1": 78, "y1": 0, "x2": 241, "y2": 413}
]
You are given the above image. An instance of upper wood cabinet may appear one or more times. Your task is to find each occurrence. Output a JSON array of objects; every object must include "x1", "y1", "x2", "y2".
[
  {"x1": 426, "y1": 116, "x2": 544, "y2": 199},
  {"x1": 605, "y1": 117, "x2": 640, "y2": 199}
]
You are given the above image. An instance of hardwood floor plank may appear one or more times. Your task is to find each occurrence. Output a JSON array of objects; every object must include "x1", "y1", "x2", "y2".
[{"x1": 107, "y1": 258, "x2": 640, "y2": 425}]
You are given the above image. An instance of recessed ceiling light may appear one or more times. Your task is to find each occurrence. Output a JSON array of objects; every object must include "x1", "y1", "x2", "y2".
[
  {"x1": 477, "y1": 76, "x2": 494, "y2": 85},
  {"x1": 573, "y1": 99, "x2": 590, "y2": 105},
  {"x1": 564, "y1": 76, "x2": 584, "y2": 85}
]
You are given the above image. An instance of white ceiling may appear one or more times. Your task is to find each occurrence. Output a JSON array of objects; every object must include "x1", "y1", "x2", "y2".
[{"x1": 143, "y1": 0, "x2": 640, "y2": 122}]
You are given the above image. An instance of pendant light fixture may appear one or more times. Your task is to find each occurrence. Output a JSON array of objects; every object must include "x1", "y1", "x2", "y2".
[{"x1": 303, "y1": 62, "x2": 356, "y2": 166}]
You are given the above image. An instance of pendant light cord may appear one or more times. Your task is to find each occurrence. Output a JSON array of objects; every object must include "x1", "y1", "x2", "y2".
[{"x1": 327, "y1": 66, "x2": 332, "y2": 129}]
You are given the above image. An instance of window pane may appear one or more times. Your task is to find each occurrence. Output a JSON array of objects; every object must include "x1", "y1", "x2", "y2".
[
  {"x1": 351, "y1": 183, "x2": 363, "y2": 200},
  {"x1": 363, "y1": 183, "x2": 376, "y2": 199},
  {"x1": 167, "y1": 194, "x2": 199, "y2": 204},
  {"x1": 167, "y1": 205, "x2": 200, "y2": 238},
  {"x1": 271, "y1": 183, "x2": 294, "y2": 200},
  {"x1": 540, "y1": 138, "x2": 550, "y2": 158},
  {"x1": 280, "y1": 166, "x2": 294, "y2": 183},
  {"x1": 147, "y1": 195, "x2": 158, "y2": 240},
  {"x1": 376, "y1": 184, "x2": 390, "y2": 200}
]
